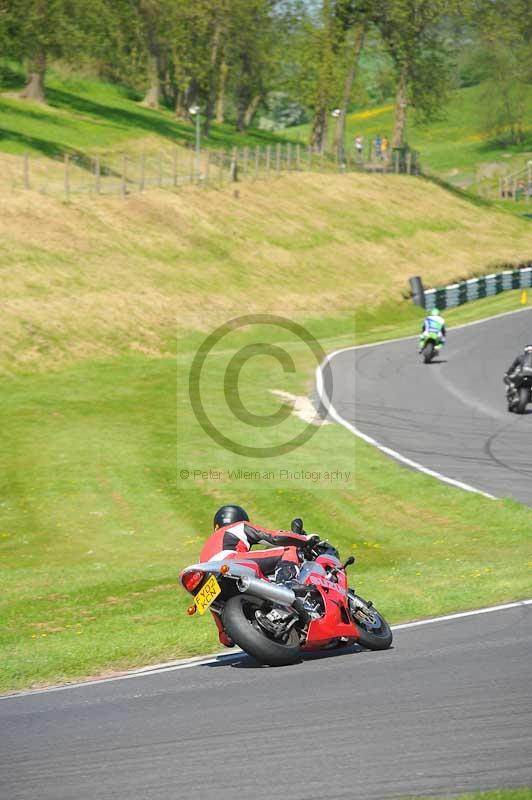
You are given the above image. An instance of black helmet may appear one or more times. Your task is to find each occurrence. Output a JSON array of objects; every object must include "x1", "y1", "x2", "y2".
[
  {"x1": 213, "y1": 504, "x2": 249, "y2": 530},
  {"x1": 525, "y1": 344, "x2": 532, "y2": 353}
]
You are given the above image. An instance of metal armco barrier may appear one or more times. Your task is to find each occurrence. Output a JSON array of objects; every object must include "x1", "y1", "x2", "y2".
[{"x1": 422, "y1": 266, "x2": 532, "y2": 310}]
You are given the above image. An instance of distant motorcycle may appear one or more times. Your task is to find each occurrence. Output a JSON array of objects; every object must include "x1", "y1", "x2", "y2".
[
  {"x1": 419, "y1": 332, "x2": 442, "y2": 364},
  {"x1": 506, "y1": 373, "x2": 532, "y2": 414},
  {"x1": 180, "y1": 531, "x2": 392, "y2": 666}
]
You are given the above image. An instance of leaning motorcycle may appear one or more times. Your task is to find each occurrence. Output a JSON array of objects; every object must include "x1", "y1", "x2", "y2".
[
  {"x1": 506, "y1": 373, "x2": 532, "y2": 414},
  {"x1": 419, "y1": 332, "x2": 441, "y2": 364},
  {"x1": 179, "y1": 525, "x2": 392, "y2": 666}
]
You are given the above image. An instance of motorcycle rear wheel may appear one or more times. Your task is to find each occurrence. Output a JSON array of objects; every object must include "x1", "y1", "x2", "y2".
[
  {"x1": 422, "y1": 341, "x2": 434, "y2": 364},
  {"x1": 348, "y1": 592, "x2": 393, "y2": 650},
  {"x1": 516, "y1": 386, "x2": 529, "y2": 414},
  {"x1": 222, "y1": 595, "x2": 301, "y2": 666}
]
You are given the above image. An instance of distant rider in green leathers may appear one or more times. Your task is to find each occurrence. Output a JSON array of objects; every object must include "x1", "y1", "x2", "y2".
[{"x1": 419, "y1": 307, "x2": 446, "y2": 352}]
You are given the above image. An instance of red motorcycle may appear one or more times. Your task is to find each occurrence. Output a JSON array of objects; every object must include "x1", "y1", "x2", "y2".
[{"x1": 180, "y1": 525, "x2": 392, "y2": 666}]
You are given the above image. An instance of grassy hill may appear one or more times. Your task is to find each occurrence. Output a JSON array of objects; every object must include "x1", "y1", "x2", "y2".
[
  {"x1": 287, "y1": 84, "x2": 532, "y2": 190},
  {"x1": 2, "y1": 172, "x2": 532, "y2": 374},
  {"x1": 0, "y1": 66, "x2": 285, "y2": 159},
  {"x1": 1, "y1": 173, "x2": 532, "y2": 691}
]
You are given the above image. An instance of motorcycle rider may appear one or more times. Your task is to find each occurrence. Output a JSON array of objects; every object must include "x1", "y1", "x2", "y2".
[
  {"x1": 503, "y1": 344, "x2": 532, "y2": 401},
  {"x1": 419, "y1": 307, "x2": 446, "y2": 352},
  {"x1": 200, "y1": 504, "x2": 315, "y2": 580},
  {"x1": 200, "y1": 505, "x2": 322, "y2": 647}
]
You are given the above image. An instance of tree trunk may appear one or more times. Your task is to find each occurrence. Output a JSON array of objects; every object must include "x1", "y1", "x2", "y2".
[
  {"x1": 215, "y1": 60, "x2": 228, "y2": 124},
  {"x1": 310, "y1": 102, "x2": 328, "y2": 154},
  {"x1": 309, "y1": 0, "x2": 334, "y2": 154},
  {"x1": 391, "y1": 62, "x2": 409, "y2": 149},
  {"x1": 141, "y1": 55, "x2": 160, "y2": 108},
  {"x1": 20, "y1": 48, "x2": 46, "y2": 103},
  {"x1": 334, "y1": 24, "x2": 366, "y2": 163},
  {"x1": 175, "y1": 88, "x2": 189, "y2": 120},
  {"x1": 236, "y1": 85, "x2": 252, "y2": 132},
  {"x1": 243, "y1": 94, "x2": 262, "y2": 129},
  {"x1": 204, "y1": 17, "x2": 223, "y2": 136}
]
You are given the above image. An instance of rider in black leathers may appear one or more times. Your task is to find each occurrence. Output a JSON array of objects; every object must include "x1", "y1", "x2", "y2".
[{"x1": 503, "y1": 344, "x2": 532, "y2": 397}]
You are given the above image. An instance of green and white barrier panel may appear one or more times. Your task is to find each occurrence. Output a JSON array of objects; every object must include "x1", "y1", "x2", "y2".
[{"x1": 411, "y1": 267, "x2": 532, "y2": 311}]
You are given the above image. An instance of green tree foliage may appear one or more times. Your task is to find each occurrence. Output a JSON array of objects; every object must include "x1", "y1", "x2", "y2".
[
  {"x1": 374, "y1": 0, "x2": 459, "y2": 149},
  {"x1": 5, "y1": 0, "x2": 110, "y2": 101},
  {"x1": 470, "y1": 0, "x2": 532, "y2": 144},
  {"x1": 1, "y1": 0, "x2": 526, "y2": 144}
]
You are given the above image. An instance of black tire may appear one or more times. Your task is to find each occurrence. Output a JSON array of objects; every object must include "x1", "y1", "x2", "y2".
[
  {"x1": 348, "y1": 592, "x2": 393, "y2": 650},
  {"x1": 222, "y1": 595, "x2": 301, "y2": 666},
  {"x1": 422, "y1": 341, "x2": 434, "y2": 364},
  {"x1": 516, "y1": 386, "x2": 529, "y2": 414}
]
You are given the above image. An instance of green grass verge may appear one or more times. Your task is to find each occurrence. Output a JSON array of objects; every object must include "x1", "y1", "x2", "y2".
[
  {"x1": 0, "y1": 66, "x2": 286, "y2": 158},
  {"x1": 1, "y1": 290, "x2": 531, "y2": 694}
]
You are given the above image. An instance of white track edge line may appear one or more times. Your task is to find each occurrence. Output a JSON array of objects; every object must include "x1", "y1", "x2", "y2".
[
  {"x1": 2, "y1": 600, "x2": 531, "y2": 701},
  {"x1": 315, "y1": 360, "x2": 497, "y2": 499}
]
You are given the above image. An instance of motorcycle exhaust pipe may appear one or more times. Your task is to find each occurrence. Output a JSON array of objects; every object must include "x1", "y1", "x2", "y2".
[{"x1": 236, "y1": 576, "x2": 296, "y2": 607}]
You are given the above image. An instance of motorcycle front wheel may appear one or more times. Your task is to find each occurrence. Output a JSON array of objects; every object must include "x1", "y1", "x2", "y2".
[
  {"x1": 222, "y1": 595, "x2": 301, "y2": 666},
  {"x1": 348, "y1": 592, "x2": 393, "y2": 650}
]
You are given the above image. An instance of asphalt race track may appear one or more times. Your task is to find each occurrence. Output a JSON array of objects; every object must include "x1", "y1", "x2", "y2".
[
  {"x1": 1, "y1": 604, "x2": 531, "y2": 800},
  {"x1": 328, "y1": 308, "x2": 532, "y2": 505}
]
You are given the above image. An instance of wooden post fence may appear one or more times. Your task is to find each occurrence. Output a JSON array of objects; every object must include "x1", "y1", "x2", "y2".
[
  {"x1": 157, "y1": 152, "x2": 163, "y2": 187},
  {"x1": 189, "y1": 148, "x2": 195, "y2": 184},
  {"x1": 64, "y1": 154, "x2": 70, "y2": 200},
  {"x1": 394, "y1": 150, "x2": 400, "y2": 174},
  {"x1": 230, "y1": 147, "x2": 238, "y2": 182},
  {"x1": 140, "y1": 153, "x2": 146, "y2": 191},
  {"x1": 172, "y1": 148, "x2": 178, "y2": 187},
  {"x1": 94, "y1": 156, "x2": 101, "y2": 194},
  {"x1": 204, "y1": 150, "x2": 210, "y2": 185},
  {"x1": 218, "y1": 150, "x2": 225, "y2": 186},
  {"x1": 23, "y1": 153, "x2": 30, "y2": 189},
  {"x1": 121, "y1": 156, "x2": 127, "y2": 197}
]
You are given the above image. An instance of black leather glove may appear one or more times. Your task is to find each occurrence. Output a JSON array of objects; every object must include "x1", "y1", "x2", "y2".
[{"x1": 301, "y1": 534, "x2": 320, "y2": 560}]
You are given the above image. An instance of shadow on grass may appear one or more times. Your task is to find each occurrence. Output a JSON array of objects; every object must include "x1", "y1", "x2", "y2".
[
  {"x1": 420, "y1": 171, "x2": 494, "y2": 208},
  {"x1": 46, "y1": 87, "x2": 193, "y2": 141},
  {"x1": 477, "y1": 132, "x2": 532, "y2": 156},
  {"x1": 0, "y1": 128, "x2": 103, "y2": 176},
  {"x1": 0, "y1": 63, "x2": 25, "y2": 91},
  {"x1": 45, "y1": 88, "x2": 287, "y2": 149},
  {"x1": 0, "y1": 127, "x2": 73, "y2": 159}
]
